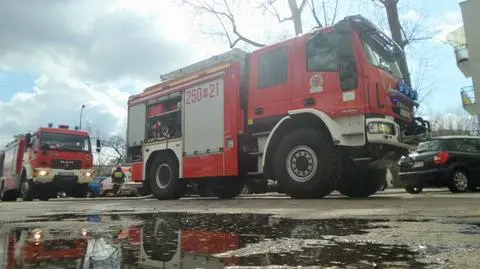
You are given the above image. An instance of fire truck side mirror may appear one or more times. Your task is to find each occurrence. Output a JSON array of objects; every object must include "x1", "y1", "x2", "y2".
[
  {"x1": 335, "y1": 22, "x2": 358, "y2": 91},
  {"x1": 25, "y1": 133, "x2": 32, "y2": 147},
  {"x1": 96, "y1": 139, "x2": 101, "y2": 153}
]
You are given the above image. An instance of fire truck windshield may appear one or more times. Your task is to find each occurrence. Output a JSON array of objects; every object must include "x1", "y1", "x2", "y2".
[
  {"x1": 40, "y1": 132, "x2": 91, "y2": 152},
  {"x1": 362, "y1": 38, "x2": 403, "y2": 79}
]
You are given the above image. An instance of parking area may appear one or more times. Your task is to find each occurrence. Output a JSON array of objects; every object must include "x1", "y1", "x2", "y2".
[{"x1": 1, "y1": 188, "x2": 480, "y2": 268}]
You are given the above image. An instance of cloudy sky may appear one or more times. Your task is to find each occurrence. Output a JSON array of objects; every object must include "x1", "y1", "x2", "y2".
[{"x1": 0, "y1": 0, "x2": 467, "y2": 146}]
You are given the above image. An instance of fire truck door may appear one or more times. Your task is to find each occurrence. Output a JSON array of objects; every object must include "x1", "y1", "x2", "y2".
[
  {"x1": 249, "y1": 45, "x2": 292, "y2": 121},
  {"x1": 361, "y1": 41, "x2": 387, "y2": 114}
]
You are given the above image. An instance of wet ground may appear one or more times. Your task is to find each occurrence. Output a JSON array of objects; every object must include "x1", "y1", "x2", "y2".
[{"x1": 0, "y1": 189, "x2": 480, "y2": 268}]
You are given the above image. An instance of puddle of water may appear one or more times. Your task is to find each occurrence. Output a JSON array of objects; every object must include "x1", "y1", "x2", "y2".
[{"x1": 0, "y1": 212, "x2": 436, "y2": 268}]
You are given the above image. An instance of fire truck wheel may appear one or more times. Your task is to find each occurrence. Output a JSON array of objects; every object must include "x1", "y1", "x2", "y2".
[
  {"x1": 211, "y1": 178, "x2": 246, "y2": 199},
  {"x1": 273, "y1": 128, "x2": 338, "y2": 199},
  {"x1": 20, "y1": 176, "x2": 35, "y2": 201},
  {"x1": 337, "y1": 159, "x2": 385, "y2": 198},
  {"x1": 142, "y1": 217, "x2": 179, "y2": 262},
  {"x1": 149, "y1": 153, "x2": 185, "y2": 200},
  {"x1": 72, "y1": 184, "x2": 89, "y2": 198}
]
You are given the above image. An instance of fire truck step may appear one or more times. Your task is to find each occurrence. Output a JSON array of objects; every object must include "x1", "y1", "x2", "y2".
[
  {"x1": 251, "y1": 131, "x2": 270, "y2": 137},
  {"x1": 248, "y1": 151, "x2": 263, "y2": 156}
]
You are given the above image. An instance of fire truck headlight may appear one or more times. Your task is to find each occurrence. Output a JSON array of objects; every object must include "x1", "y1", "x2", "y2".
[
  {"x1": 80, "y1": 229, "x2": 88, "y2": 237},
  {"x1": 368, "y1": 122, "x2": 395, "y2": 135},
  {"x1": 31, "y1": 229, "x2": 43, "y2": 241},
  {"x1": 38, "y1": 170, "x2": 47, "y2": 177},
  {"x1": 85, "y1": 172, "x2": 92, "y2": 177}
]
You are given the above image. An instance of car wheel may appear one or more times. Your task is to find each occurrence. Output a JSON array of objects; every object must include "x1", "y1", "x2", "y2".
[
  {"x1": 449, "y1": 169, "x2": 470, "y2": 193},
  {"x1": 104, "y1": 190, "x2": 115, "y2": 197},
  {"x1": 86, "y1": 191, "x2": 95, "y2": 198},
  {"x1": 404, "y1": 185, "x2": 423, "y2": 194}
]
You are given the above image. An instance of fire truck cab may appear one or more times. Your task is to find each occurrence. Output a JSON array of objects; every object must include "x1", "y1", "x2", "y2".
[
  {"x1": 126, "y1": 15, "x2": 430, "y2": 200},
  {"x1": 0, "y1": 124, "x2": 100, "y2": 201}
]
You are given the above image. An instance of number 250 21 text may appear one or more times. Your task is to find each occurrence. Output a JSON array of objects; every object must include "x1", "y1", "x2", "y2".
[{"x1": 185, "y1": 82, "x2": 219, "y2": 105}]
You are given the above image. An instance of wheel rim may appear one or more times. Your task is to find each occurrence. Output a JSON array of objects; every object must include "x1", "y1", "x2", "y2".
[
  {"x1": 286, "y1": 145, "x2": 318, "y2": 183},
  {"x1": 21, "y1": 181, "x2": 29, "y2": 198},
  {"x1": 155, "y1": 164, "x2": 172, "y2": 189},
  {"x1": 240, "y1": 185, "x2": 249, "y2": 195},
  {"x1": 453, "y1": 172, "x2": 468, "y2": 191}
]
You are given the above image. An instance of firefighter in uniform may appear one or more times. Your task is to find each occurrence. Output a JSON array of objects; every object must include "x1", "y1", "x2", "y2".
[{"x1": 111, "y1": 165, "x2": 126, "y2": 195}]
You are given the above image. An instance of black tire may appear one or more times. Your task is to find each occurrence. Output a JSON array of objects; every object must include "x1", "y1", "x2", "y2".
[
  {"x1": 72, "y1": 184, "x2": 89, "y2": 198},
  {"x1": 142, "y1": 217, "x2": 179, "y2": 262},
  {"x1": 1, "y1": 190, "x2": 18, "y2": 202},
  {"x1": 273, "y1": 128, "x2": 340, "y2": 199},
  {"x1": 448, "y1": 169, "x2": 470, "y2": 193},
  {"x1": 20, "y1": 176, "x2": 34, "y2": 201},
  {"x1": 198, "y1": 183, "x2": 214, "y2": 197},
  {"x1": 149, "y1": 153, "x2": 185, "y2": 200},
  {"x1": 103, "y1": 190, "x2": 114, "y2": 197},
  {"x1": 0, "y1": 183, "x2": 18, "y2": 202},
  {"x1": 337, "y1": 158, "x2": 385, "y2": 198},
  {"x1": 404, "y1": 185, "x2": 423, "y2": 194},
  {"x1": 86, "y1": 190, "x2": 95, "y2": 198},
  {"x1": 211, "y1": 178, "x2": 246, "y2": 199}
]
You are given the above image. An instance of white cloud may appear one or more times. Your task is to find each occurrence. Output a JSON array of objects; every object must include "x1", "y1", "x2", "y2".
[
  {"x1": 0, "y1": 0, "x2": 467, "y2": 148},
  {"x1": 0, "y1": 0, "x2": 204, "y2": 146}
]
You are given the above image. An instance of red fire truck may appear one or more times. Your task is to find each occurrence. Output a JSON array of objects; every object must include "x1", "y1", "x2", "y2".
[
  {"x1": 1, "y1": 223, "x2": 89, "y2": 269},
  {"x1": 125, "y1": 15, "x2": 431, "y2": 200},
  {"x1": 0, "y1": 124, "x2": 101, "y2": 201}
]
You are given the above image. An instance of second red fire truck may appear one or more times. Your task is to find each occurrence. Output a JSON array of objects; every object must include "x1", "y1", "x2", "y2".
[
  {"x1": 125, "y1": 15, "x2": 431, "y2": 200},
  {"x1": 0, "y1": 124, "x2": 100, "y2": 201}
]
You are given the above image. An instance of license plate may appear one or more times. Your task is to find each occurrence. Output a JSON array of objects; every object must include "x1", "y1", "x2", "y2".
[
  {"x1": 413, "y1": 161, "x2": 424, "y2": 168},
  {"x1": 58, "y1": 172, "x2": 74, "y2": 176}
]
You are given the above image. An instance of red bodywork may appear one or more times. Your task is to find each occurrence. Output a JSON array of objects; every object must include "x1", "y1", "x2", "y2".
[
  {"x1": 126, "y1": 16, "x2": 419, "y2": 183},
  {"x1": 1, "y1": 126, "x2": 93, "y2": 194},
  {"x1": 30, "y1": 128, "x2": 93, "y2": 170},
  {"x1": 3, "y1": 229, "x2": 88, "y2": 268}
]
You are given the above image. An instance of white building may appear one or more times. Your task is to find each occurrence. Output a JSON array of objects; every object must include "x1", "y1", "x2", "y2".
[{"x1": 448, "y1": 0, "x2": 480, "y2": 116}]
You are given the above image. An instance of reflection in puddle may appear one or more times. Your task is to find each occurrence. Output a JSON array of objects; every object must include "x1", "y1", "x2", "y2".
[{"x1": 0, "y1": 213, "x2": 435, "y2": 268}]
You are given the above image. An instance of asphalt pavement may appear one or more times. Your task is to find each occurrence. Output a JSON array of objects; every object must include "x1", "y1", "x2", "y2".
[{"x1": 0, "y1": 188, "x2": 479, "y2": 268}]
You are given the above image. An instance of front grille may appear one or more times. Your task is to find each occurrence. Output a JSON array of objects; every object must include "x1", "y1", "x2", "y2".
[
  {"x1": 51, "y1": 159, "x2": 82, "y2": 170},
  {"x1": 44, "y1": 240, "x2": 77, "y2": 250}
]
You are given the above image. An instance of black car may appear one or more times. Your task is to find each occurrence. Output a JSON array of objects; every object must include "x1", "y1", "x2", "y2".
[{"x1": 399, "y1": 136, "x2": 480, "y2": 194}]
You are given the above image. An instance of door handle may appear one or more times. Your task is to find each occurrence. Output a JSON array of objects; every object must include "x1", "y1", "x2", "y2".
[
  {"x1": 255, "y1": 107, "x2": 263, "y2": 115},
  {"x1": 304, "y1": 98, "x2": 315, "y2": 107},
  {"x1": 375, "y1": 82, "x2": 385, "y2": 108}
]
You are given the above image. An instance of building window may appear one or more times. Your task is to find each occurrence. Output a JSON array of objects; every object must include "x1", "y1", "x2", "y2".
[{"x1": 258, "y1": 47, "x2": 288, "y2": 89}]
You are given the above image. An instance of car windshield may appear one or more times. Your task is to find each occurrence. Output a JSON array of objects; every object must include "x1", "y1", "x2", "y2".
[
  {"x1": 416, "y1": 140, "x2": 442, "y2": 153},
  {"x1": 40, "y1": 132, "x2": 91, "y2": 152}
]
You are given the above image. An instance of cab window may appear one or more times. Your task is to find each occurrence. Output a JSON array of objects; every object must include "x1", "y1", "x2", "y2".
[
  {"x1": 258, "y1": 47, "x2": 288, "y2": 89},
  {"x1": 307, "y1": 31, "x2": 339, "y2": 71}
]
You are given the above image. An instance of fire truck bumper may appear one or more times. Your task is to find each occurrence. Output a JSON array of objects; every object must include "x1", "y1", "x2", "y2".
[
  {"x1": 32, "y1": 168, "x2": 95, "y2": 184},
  {"x1": 365, "y1": 118, "x2": 416, "y2": 151}
]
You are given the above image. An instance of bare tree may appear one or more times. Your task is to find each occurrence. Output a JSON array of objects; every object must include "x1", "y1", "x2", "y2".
[
  {"x1": 430, "y1": 108, "x2": 479, "y2": 136},
  {"x1": 371, "y1": 0, "x2": 438, "y2": 88},
  {"x1": 101, "y1": 135, "x2": 126, "y2": 165},
  {"x1": 182, "y1": 0, "x2": 340, "y2": 48}
]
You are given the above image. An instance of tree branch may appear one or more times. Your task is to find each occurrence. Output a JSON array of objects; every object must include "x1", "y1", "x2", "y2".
[
  {"x1": 184, "y1": 0, "x2": 265, "y2": 48},
  {"x1": 309, "y1": 0, "x2": 323, "y2": 27},
  {"x1": 330, "y1": 0, "x2": 339, "y2": 25},
  {"x1": 298, "y1": 0, "x2": 308, "y2": 12}
]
